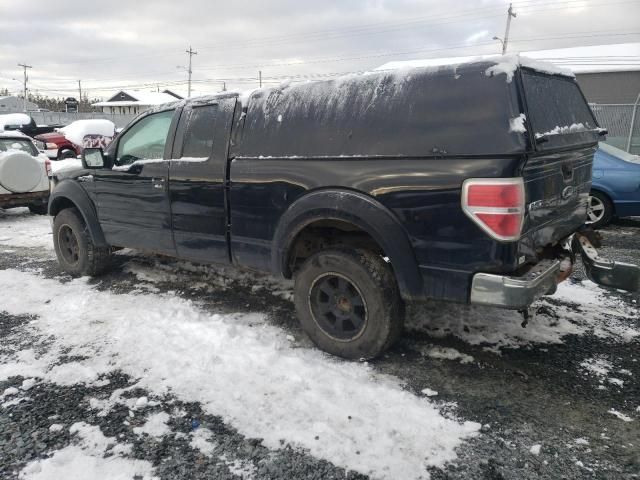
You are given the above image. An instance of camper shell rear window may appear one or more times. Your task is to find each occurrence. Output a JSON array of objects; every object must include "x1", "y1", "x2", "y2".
[{"x1": 522, "y1": 70, "x2": 600, "y2": 150}]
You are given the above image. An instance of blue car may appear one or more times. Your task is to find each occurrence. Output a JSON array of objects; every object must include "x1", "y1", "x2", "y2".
[{"x1": 588, "y1": 143, "x2": 640, "y2": 228}]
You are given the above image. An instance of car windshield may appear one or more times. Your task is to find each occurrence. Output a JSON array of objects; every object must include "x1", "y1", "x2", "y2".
[{"x1": 0, "y1": 138, "x2": 37, "y2": 156}]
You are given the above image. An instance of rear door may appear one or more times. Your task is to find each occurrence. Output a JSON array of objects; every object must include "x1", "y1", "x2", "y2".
[
  {"x1": 169, "y1": 97, "x2": 237, "y2": 263},
  {"x1": 519, "y1": 70, "x2": 602, "y2": 250},
  {"x1": 93, "y1": 108, "x2": 177, "y2": 253}
]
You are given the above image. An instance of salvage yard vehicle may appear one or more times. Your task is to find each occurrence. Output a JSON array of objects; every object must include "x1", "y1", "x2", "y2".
[
  {"x1": 0, "y1": 113, "x2": 59, "y2": 138},
  {"x1": 587, "y1": 142, "x2": 640, "y2": 228},
  {"x1": 34, "y1": 119, "x2": 116, "y2": 160},
  {"x1": 47, "y1": 56, "x2": 640, "y2": 359},
  {"x1": 0, "y1": 131, "x2": 51, "y2": 214}
]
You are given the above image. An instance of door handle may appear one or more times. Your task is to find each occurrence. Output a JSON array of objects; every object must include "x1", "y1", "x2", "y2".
[{"x1": 152, "y1": 177, "x2": 166, "y2": 190}]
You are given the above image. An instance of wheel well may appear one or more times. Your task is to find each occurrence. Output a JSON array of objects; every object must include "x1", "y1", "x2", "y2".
[
  {"x1": 49, "y1": 197, "x2": 76, "y2": 217},
  {"x1": 285, "y1": 219, "x2": 386, "y2": 278}
]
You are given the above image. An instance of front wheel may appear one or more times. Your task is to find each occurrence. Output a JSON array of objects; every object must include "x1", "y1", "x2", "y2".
[
  {"x1": 294, "y1": 249, "x2": 404, "y2": 359},
  {"x1": 53, "y1": 208, "x2": 111, "y2": 276},
  {"x1": 586, "y1": 191, "x2": 614, "y2": 229}
]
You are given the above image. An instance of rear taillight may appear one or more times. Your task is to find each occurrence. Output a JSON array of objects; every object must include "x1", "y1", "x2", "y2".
[
  {"x1": 462, "y1": 178, "x2": 525, "y2": 241},
  {"x1": 45, "y1": 159, "x2": 52, "y2": 177}
]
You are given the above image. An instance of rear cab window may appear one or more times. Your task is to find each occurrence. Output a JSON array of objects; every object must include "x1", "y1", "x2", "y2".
[
  {"x1": 522, "y1": 71, "x2": 601, "y2": 150},
  {"x1": 180, "y1": 105, "x2": 218, "y2": 158}
]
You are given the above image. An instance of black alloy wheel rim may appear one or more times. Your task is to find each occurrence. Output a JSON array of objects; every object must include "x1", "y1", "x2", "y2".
[
  {"x1": 58, "y1": 225, "x2": 80, "y2": 264},
  {"x1": 309, "y1": 272, "x2": 368, "y2": 341}
]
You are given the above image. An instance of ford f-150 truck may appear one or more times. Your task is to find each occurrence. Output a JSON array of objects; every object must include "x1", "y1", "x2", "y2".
[{"x1": 47, "y1": 55, "x2": 640, "y2": 359}]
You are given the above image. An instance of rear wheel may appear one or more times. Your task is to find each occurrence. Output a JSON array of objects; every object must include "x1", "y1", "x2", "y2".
[
  {"x1": 53, "y1": 208, "x2": 111, "y2": 276},
  {"x1": 294, "y1": 249, "x2": 404, "y2": 359},
  {"x1": 586, "y1": 191, "x2": 613, "y2": 229}
]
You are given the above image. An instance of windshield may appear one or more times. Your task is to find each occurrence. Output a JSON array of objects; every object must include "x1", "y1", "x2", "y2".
[
  {"x1": 0, "y1": 138, "x2": 38, "y2": 156},
  {"x1": 523, "y1": 71, "x2": 600, "y2": 150}
]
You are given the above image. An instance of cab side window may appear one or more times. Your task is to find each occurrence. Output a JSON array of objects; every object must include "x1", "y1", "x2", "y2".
[
  {"x1": 181, "y1": 105, "x2": 218, "y2": 159},
  {"x1": 116, "y1": 109, "x2": 174, "y2": 166}
]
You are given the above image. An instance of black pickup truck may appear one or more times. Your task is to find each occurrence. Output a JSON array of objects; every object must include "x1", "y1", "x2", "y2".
[{"x1": 48, "y1": 56, "x2": 640, "y2": 359}]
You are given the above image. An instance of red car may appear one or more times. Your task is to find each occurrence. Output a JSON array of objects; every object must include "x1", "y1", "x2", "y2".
[
  {"x1": 33, "y1": 130, "x2": 77, "y2": 159},
  {"x1": 34, "y1": 119, "x2": 116, "y2": 160}
]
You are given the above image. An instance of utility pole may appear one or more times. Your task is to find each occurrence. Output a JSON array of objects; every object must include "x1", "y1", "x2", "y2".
[
  {"x1": 502, "y1": 3, "x2": 517, "y2": 55},
  {"x1": 259, "y1": 70, "x2": 262, "y2": 88},
  {"x1": 185, "y1": 46, "x2": 197, "y2": 98},
  {"x1": 78, "y1": 80, "x2": 82, "y2": 112},
  {"x1": 17, "y1": 63, "x2": 32, "y2": 112}
]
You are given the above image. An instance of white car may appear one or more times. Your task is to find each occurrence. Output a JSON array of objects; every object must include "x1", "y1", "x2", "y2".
[{"x1": 0, "y1": 131, "x2": 51, "y2": 214}]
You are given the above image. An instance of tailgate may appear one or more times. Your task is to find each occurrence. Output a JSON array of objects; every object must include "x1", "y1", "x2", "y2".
[
  {"x1": 519, "y1": 70, "x2": 602, "y2": 252},
  {"x1": 521, "y1": 146, "x2": 594, "y2": 249}
]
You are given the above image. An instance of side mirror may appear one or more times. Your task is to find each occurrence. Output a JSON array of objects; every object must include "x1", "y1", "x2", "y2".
[{"x1": 82, "y1": 148, "x2": 105, "y2": 169}]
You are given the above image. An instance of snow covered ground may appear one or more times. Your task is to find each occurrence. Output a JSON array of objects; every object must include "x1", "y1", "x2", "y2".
[{"x1": 0, "y1": 208, "x2": 639, "y2": 479}]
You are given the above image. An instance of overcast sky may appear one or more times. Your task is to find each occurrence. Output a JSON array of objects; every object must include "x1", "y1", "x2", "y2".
[{"x1": 1, "y1": 0, "x2": 639, "y2": 99}]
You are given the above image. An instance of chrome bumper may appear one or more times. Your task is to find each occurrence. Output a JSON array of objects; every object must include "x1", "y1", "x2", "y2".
[
  {"x1": 470, "y1": 229, "x2": 640, "y2": 310},
  {"x1": 470, "y1": 259, "x2": 560, "y2": 309}
]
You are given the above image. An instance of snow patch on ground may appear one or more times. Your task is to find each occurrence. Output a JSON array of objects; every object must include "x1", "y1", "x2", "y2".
[
  {"x1": 608, "y1": 409, "x2": 634, "y2": 422},
  {"x1": 0, "y1": 269, "x2": 478, "y2": 480},
  {"x1": 221, "y1": 455, "x2": 257, "y2": 479},
  {"x1": 0, "y1": 208, "x2": 52, "y2": 250},
  {"x1": 421, "y1": 345, "x2": 474, "y2": 364},
  {"x1": 133, "y1": 412, "x2": 171, "y2": 438},
  {"x1": 123, "y1": 256, "x2": 294, "y2": 302},
  {"x1": 19, "y1": 422, "x2": 155, "y2": 480},
  {"x1": 580, "y1": 357, "x2": 612, "y2": 378},
  {"x1": 190, "y1": 427, "x2": 216, "y2": 457},
  {"x1": 407, "y1": 280, "x2": 639, "y2": 352}
]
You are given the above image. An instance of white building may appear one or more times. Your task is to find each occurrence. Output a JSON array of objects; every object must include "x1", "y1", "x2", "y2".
[
  {"x1": 0, "y1": 96, "x2": 40, "y2": 113},
  {"x1": 92, "y1": 90, "x2": 183, "y2": 115}
]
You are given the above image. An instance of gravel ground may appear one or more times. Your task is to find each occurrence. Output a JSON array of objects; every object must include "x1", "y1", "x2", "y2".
[{"x1": 0, "y1": 209, "x2": 639, "y2": 480}]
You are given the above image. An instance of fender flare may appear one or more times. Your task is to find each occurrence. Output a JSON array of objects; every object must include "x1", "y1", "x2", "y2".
[
  {"x1": 48, "y1": 179, "x2": 108, "y2": 247},
  {"x1": 271, "y1": 188, "x2": 424, "y2": 301}
]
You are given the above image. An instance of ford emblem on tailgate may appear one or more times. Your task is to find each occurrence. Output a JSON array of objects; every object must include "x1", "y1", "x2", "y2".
[{"x1": 561, "y1": 186, "x2": 576, "y2": 200}]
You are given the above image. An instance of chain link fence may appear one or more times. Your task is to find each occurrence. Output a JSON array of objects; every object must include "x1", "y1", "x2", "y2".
[
  {"x1": 28, "y1": 111, "x2": 137, "y2": 129},
  {"x1": 590, "y1": 101, "x2": 640, "y2": 155}
]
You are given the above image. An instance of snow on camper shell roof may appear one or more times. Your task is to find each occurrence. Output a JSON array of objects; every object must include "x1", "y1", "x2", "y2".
[{"x1": 376, "y1": 54, "x2": 575, "y2": 82}]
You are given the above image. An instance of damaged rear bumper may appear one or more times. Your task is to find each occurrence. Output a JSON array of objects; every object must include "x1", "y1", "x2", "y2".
[
  {"x1": 470, "y1": 229, "x2": 640, "y2": 309},
  {"x1": 573, "y1": 232, "x2": 640, "y2": 293}
]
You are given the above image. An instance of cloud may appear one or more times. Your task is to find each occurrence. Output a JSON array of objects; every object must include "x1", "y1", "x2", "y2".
[
  {"x1": 466, "y1": 29, "x2": 489, "y2": 44},
  {"x1": 0, "y1": 0, "x2": 638, "y2": 98}
]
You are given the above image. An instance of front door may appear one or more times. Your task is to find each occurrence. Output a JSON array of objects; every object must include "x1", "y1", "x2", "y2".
[
  {"x1": 169, "y1": 97, "x2": 236, "y2": 263},
  {"x1": 93, "y1": 108, "x2": 177, "y2": 253}
]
